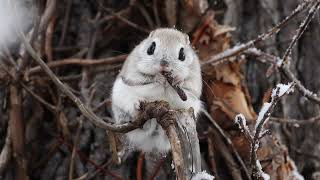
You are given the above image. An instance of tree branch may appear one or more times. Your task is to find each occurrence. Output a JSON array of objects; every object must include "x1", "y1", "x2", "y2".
[{"x1": 201, "y1": 0, "x2": 310, "y2": 67}]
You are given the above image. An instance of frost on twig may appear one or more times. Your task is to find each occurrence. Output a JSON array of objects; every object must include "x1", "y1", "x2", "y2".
[
  {"x1": 235, "y1": 82, "x2": 294, "y2": 179},
  {"x1": 235, "y1": 114, "x2": 253, "y2": 143},
  {"x1": 280, "y1": 1, "x2": 320, "y2": 66}
]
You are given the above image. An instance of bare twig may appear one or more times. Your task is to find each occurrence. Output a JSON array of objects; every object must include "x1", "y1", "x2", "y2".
[
  {"x1": 148, "y1": 157, "x2": 166, "y2": 180},
  {"x1": 270, "y1": 115, "x2": 320, "y2": 124},
  {"x1": 282, "y1": 65, "x2": 320, "y2": 103},
  {"x1": 207, "y1": 137, "x2": 219, "y2": 179},
  {"x1": 68, "y1": 119, "x2": 83, "y2": 180},
  {"x1": 211, "y1": 129, "x2": 243, "y2": 180},
  {"x1": 27, "y1": 54, "x2": 126, "y2": 75},
  {"x1": 39, "y1": 0, "x2": 57, "y2": 34},
  {"x1": 101, "y1": 7, "x2": 150, "y2": 33},
  {"x1": 45, "y1": 15, "x2": 56, "y2": 62},
  {"x1": 59, "y1": 0, "x2": 72, "y2": 45},
  {"x1": 152, "y1": 0, "x2": 161, "y2": 27},
  {"x1": 86, "y1": 159, "x2": 112, "y2": 179},
  {"x1": 0, "y1": 127, "x2": 11, "y2": 175},
  {"x1": 98, "y1": 8, "x2": 130, "y2": 25},
  {"x1": 21, "y1": 83, "x2": 57, "y2": 112},
  {"x1": 58, "y1": 138, "x2": 123, "y2": 180},
  {"x1": 165, "y1": 0, "x2": 177, "y2": 27},
  {"x1": 137, "y1": 3, "x2": 155, "y2": 29}
]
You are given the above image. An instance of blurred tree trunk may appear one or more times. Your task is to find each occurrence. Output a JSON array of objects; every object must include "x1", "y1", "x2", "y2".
[{"x1": 224, "y1": 0, "x2": 320, "y2": 178}]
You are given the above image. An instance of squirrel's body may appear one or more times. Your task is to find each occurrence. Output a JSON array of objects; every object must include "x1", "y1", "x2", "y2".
[{"x1": 111, "y1": 28, "x2": 202, "y2": 153}]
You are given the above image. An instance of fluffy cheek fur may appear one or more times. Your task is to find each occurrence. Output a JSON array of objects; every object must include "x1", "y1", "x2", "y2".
[
  {"x1": 172, "y1": 56, "x2": 193, "y2": 81},
  {"x1": 136, "y1": 60, "x2": 159, "y2": 75}
]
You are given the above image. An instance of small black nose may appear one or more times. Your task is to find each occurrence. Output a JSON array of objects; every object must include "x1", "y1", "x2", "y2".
[{"x1": 160, "y1": 60, "x2": 169, "y2": 67}]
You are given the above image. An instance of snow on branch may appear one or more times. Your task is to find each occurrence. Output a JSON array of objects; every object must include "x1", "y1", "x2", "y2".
[{"x1": 235, "y1": 82, "x2": 294, "y2": 179}]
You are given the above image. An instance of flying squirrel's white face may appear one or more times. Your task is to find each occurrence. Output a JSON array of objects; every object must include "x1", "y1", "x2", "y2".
[{"x1": 133, "y1": 28, "x2": 198, "y2": 81}]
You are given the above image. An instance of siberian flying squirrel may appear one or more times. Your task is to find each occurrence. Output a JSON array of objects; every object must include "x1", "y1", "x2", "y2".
[{"x1": 111, "y1": 28, "x2": 202, "y2": 153}]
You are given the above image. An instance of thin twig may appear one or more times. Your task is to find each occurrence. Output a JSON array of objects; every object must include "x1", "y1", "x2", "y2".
[
  {"x1": 148, "y1": 157, "x2": 166, "y2": 180},
  {"x1": 282, "y1": 65, "x2": 320, "y2": 104},
  {"x1": 68, "y1": 119, "x2": 83, "y2": 180},
  {"x1": 202, "y1": 110, "x2": 251, "y2": 180},
  {"x1": 59, "y1": 0, "x2": 72, "y2": 45},
  {"x1": 58, "y1": 138, "x2": 123, "y2": 180},
  {"x1": 101, "y1": 7, "x2": 150, "y2": 33},
  {"x1": 86, "y1": 159, "x2": 113, "y2": 179},
  {"x1": 137, "y1": 3, "x2": 155, "y2": 29},
  {"x1": 20, "y1": 83, "x2": 57, "y2": 112},
  {"x1": 137, "y1": 152, "x2": 145, "y2": 180},
  {"x1": 27, "y1": 54, "x2": 126, "y2": 75},
  {"x1": 152, "y1": 0, "x2": 161, "y2": 27},
  {"x1": 0, "y1": 127, "x2": 11, "y2": 175},
  {"x1": 45, "y1": 15, "x2": 57, "y2": 62},
  {"x1": 270, "y1": 115, "x2": 320, "y2": 124},
  {"x1": 207, "y1": 137, "x2": 219, "y2": 179}
]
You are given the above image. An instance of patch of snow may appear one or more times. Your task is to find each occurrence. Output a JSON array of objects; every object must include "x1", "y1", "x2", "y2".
[
  {"x1": 290, "y1": 170, "x2": 305, "y2": 180},
  {"x1": 247, "y1": 47, "x2": 262, "y2": 55},
  {"x1": 191, "y1": 171, "x2": 215, "y2": 180},
  {"x1": 256, "y1": 160, "x2": 270, "y2": 180},
  {"x1": 276, "y1": 57, "x2": 283, "y2": 67},
  {"x1": 261, "y1": 172, "x2": 270, "y2": 180},
  {"x1": 255, "y1": 102, "x2": 271, "y2": 129},
  {"x1": 171, "y1": 161, "x2": 175, "y2": 169},
  {"x1": 287, "y1": 159, "x2": 305, "y2": 180},
  {"x1": 235, "y1": 114, "x2": 250, "y2": 133},
  {"x1": 272, "y1": 82, "x2": 294, "y2": 98}
]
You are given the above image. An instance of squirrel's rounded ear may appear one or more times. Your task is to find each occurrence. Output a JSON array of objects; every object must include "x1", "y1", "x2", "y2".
[
  {"x1": 184, "y1": 33, "x2": 190, "y2": 45},
  {"x1": 148, "y1": 30, "x2": 155, "y2": 38}
]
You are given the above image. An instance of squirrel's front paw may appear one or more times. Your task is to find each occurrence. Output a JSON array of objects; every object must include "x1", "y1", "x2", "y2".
[{"x1": 134, "y1": 101, "x2": 146, "y2": 112}]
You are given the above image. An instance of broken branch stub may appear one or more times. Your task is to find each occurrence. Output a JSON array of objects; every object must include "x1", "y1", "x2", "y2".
[{"x1": 155, "y1": 105, "x2": 202, "y2": 179}]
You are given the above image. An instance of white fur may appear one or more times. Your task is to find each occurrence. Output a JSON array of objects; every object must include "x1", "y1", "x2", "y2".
[{"x1": 111, "y1": 28, "x2": 202, "y2": 153}]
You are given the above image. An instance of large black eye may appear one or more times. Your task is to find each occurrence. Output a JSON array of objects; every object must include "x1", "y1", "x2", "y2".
[
  {"x1": 178, "y1": 48, "x2": 185, "y2": 61},
  {"x1": 147, "y1": 42, "x2": 156, "y2": 55}
]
